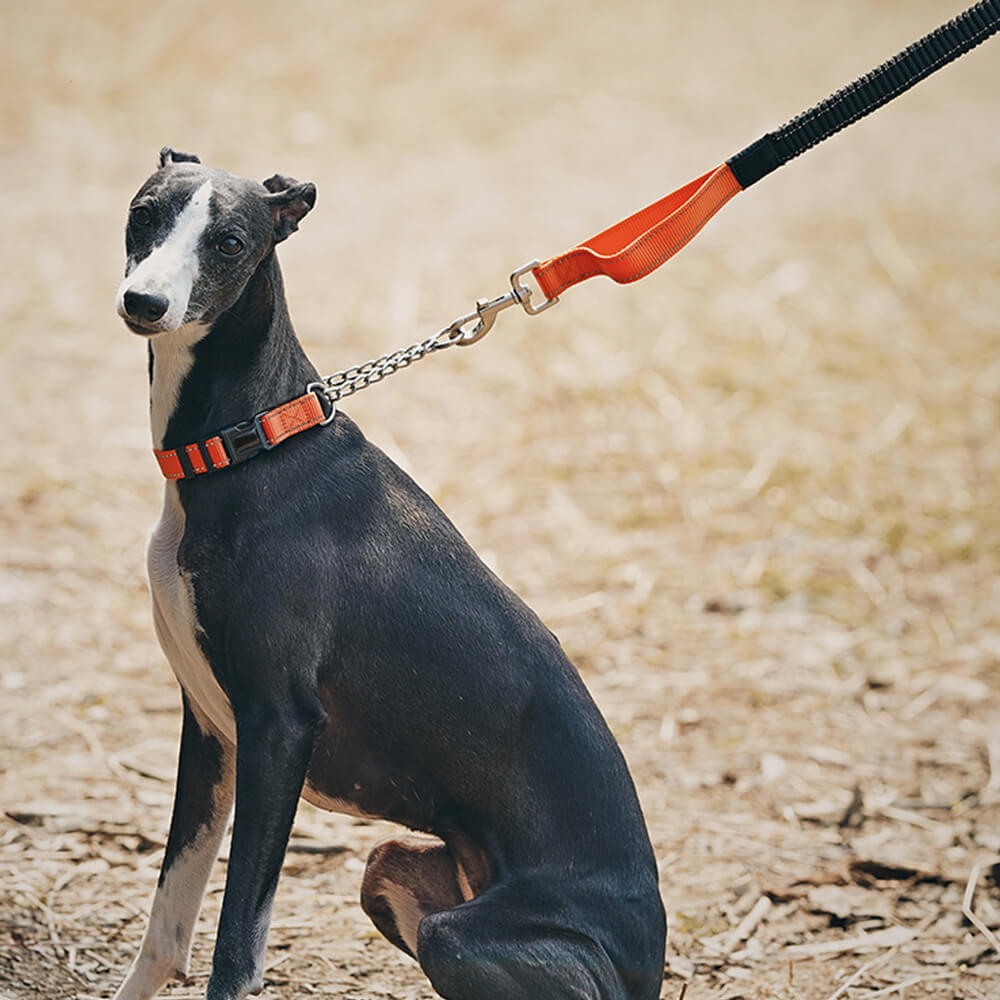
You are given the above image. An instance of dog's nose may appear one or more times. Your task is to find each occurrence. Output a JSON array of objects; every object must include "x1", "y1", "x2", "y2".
[{"x1": 123, "y1": 290, "x2": 169, "y2": 324}]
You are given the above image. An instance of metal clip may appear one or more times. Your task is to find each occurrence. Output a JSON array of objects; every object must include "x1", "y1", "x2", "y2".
[
  {"x1": 445, "y1": 291, "x2": 518, "y2": 347},
  {"x1": 446, "y1": 260, "x2": 560, "y2": 347},
  {"x1": 510, "y1": 260, "x2": 559, "y2": 316}
]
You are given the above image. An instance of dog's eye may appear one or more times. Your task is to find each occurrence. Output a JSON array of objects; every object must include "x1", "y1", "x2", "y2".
[
  {"x1": 131, "y1": 206, "x2": 153, "y2": 227},
  {"x1": 218, "y1": 236, "x2": 244, "y2": 257}
]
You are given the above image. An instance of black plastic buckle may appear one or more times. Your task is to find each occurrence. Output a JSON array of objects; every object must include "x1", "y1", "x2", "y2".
[{"x1": 220, "y1": 415, "x2": 273, "y2": 465}]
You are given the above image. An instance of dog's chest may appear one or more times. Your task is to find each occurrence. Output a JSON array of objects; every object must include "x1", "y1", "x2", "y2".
[{"x1": 148, "y1": 486, "x2": 236, "y2": 743}]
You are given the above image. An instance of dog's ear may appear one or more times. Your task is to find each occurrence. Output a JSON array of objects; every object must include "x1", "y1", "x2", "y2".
[
  {"x1": 159, "y1": 147, "x2": 201, "y2": 167},
  {"x1": 262, "y1": 174, "x2": 317, "y2": 243}
]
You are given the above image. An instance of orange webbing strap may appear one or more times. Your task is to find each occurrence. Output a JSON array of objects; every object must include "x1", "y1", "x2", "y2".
[
  {"x1": 258, "y1": 391, "x2": 325, "y2": 446},
  {"x1": 153, "y1": 449, "x2": 189, "y2": 480},
  {"x1": 531, "y1": 164, "x2": 743, "y2": 302},
  {"x1": 153, "y1": 391, "x2": 328, "y2": 480}
]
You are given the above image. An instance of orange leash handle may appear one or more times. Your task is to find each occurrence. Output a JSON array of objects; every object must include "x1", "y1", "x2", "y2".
[
  {"x1": 529, "y1": 1, "x2": 1000, "y2": 304},
  {"x1": 530, "y1": 164, "x2": 743, "y2": 302}
]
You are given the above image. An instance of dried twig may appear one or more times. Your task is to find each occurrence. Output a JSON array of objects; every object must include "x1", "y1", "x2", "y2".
[
  {"x1": 824, "y1": 945, "x2": 900, "y2": 1000},
  {"x1": 786, "y1": 925, "x2": 915, "y2": 960},
  {"x1": 860, "y1": 970, "x2": 959, "y2": 998},
  {"x1": 725, "y1": 894, "x2": 772, "y2": 953},
  {"x1": 50, "y1": 708, "x2": 124, "y2": 777},
  {"x1": 962, "y1": 856, "x2": 1000, "y2": 958},
  {"x1": 285, "y1": 843, "x2": 349, "y2": 856}
]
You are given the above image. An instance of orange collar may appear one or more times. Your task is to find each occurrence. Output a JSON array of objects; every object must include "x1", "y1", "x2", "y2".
[{"x1": 153, "y1": 389, "x2": 333, "y2": 480}]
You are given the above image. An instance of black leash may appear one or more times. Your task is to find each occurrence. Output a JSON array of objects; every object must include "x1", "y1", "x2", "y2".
[{"x1": 728, "y1": 0, "x2": 1000, "y2": 189}]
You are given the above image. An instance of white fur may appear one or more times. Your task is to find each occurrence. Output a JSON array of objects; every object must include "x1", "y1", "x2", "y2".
[
  {"x1": 454, "y1": 860, "x2": 474, "y2": 902},
  {"x1": 144, "y1": 306, "x2": 231, "y2": 737},
  {"x1": 113, "y1": 780, "x2": 233, "y2": 1000},
  {"x1": 300, "y1": 784, "x2": 380, "y2": 819},
  {"x1": 148, "y1": 323, "x2": 208, "y2": 449},
  {"x1": 377, "y1": 882, "x2": 425, "y2": 955},
  {"x1": 148, "y1": 485, "x2": 236, "y2": 743},
  {"x1": 116, "y1": 180, "x2": 214, "y2": 332}
]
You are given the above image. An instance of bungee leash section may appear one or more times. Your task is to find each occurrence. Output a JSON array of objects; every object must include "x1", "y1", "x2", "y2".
[{"x1": 155, "y1": 0, "x2": 1000, "y2": 481}]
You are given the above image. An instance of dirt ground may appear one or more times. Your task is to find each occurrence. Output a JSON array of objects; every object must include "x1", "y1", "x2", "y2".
[{"x1": 2, "y1": 1, "x2": 1000, "y2": 998}]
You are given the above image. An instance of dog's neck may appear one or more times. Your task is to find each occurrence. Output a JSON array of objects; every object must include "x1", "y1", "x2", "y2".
[{"x1": 149, "y1": 251, "x2": 318, "y2": 450}]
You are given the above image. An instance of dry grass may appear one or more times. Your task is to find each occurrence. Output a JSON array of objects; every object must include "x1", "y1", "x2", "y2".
[{"x1": 2, "y1": 1, "x2": 1000, "y2": 998}]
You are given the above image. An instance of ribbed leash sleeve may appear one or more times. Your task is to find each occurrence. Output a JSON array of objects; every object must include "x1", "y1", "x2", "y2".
[{"x1": 728, "y1": 0, "x2": 1000, "y2": 188}]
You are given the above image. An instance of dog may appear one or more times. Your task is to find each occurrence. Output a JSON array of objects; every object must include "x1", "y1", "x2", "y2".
[{"x1": 111, "y1": 147, "x2": 666, "y2": 1000}]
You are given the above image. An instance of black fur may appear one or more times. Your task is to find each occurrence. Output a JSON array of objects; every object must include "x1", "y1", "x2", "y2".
[
  {"x1": 158, "y1": 697, "x2": 228, "y2": 885},
  {"x1": 159, "y1": 147, "x2": 201, "y2": 167}
]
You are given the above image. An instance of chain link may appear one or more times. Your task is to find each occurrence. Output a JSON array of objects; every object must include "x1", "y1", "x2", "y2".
[
  {"x1": 313, "y1": 325, "x2": 456, "y2": 406},
  {"x1": 310, "y1": 260, "x2": 557, "y2": 411}
]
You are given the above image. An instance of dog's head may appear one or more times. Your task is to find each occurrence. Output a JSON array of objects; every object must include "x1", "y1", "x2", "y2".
[{"x1": 115, "y1": 148, "x2": 316, "y2": 336}]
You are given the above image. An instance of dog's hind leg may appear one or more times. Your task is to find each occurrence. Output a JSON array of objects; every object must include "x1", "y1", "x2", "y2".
[
  {"x1": 416, "y1": 884, "x2": 661, "y2": 1000},
  {"x1": 205, "y1": 698, "x2": 325, "y2": 1000},
  {"x1": 114, "y1": 698, "x2": 235, "y2": 1000},
  {"x1": 360, "y1": 834, "x2": 491, "y2": 958}
]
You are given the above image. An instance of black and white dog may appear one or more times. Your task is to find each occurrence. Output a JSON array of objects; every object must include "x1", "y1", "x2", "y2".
[{"x1": 112, "y1": 148, "x2": 666, "y2": 1000}]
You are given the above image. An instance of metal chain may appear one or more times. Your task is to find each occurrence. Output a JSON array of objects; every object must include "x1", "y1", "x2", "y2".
[
  {"x1": 308, "y1": 259, "x2": 558, "y2": 412},
  {"x1": 314, "y1": 326, "x2": 454, "y2": 406}
]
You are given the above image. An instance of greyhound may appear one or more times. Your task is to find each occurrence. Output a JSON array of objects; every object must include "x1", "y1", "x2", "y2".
[{"x1": 111, "y1": 147, "x2": 666, "y2": 1000}]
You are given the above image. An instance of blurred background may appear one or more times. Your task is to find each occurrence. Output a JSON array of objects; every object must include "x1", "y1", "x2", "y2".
[{"x1": 1, "y1": 2, "x2": 999, "y2": 997}]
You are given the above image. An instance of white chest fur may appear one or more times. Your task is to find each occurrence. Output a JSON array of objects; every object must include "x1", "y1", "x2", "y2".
[
  {"x1": 148, "y1": 323, "x2": 208, "y2": 449},
  {"x1": 147, "y1": 485, "x2": 236, "y2": 743}
]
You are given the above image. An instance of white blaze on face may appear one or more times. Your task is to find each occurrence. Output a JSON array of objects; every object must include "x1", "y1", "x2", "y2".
[{"x1": 116, "y1": 180, "x2": 214, "y2": 332}]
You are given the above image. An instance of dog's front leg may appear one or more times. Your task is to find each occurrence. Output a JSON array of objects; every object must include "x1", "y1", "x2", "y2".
[
  {"x1": 205, "y1": 699, "x2": 324, "y2": 1000},
  {"x1": 115, "y1": 698, "x2": 235, "y2": 1000}
]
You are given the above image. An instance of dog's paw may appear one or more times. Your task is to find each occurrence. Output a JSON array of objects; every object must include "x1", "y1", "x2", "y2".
[
  {"x1": 111, "y1": 951, "x2": 180, "y2": 1000},
  {"x1": 205, "y1": 962, "x2": 265, "y2": 1000}
]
